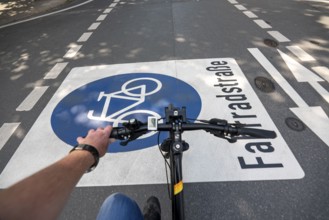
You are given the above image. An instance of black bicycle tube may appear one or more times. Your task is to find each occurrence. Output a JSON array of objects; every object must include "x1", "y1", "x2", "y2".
[{"x1": 170, "y1": 149, "x2": 184, "y2": 220}]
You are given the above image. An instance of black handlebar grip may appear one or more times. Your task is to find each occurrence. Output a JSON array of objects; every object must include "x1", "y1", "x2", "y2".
[
  {"x1": 238, "y1": 128, "x2": 277, "y2": 139},
  {"x1": 109, "y1": 127, "x2": 130, "y2": 140}
]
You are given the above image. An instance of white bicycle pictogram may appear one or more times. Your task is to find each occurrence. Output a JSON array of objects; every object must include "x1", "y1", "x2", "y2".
[{"x1": 87, "y1": 77, "x2": 162, "y2": 133}]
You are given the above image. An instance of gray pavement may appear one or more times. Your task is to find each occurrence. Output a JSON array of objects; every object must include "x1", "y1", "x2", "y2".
[{"x1": 1, "y1": 0, "x2": 329, "y2": 219}]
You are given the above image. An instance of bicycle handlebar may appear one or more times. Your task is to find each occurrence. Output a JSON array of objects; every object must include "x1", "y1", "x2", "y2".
[
  {"x1": 110, "y1": 122, "x2": 277, "y2": 140},
  {"x1": 108, "y1": 105, "x2": 276, "y2": 145}
]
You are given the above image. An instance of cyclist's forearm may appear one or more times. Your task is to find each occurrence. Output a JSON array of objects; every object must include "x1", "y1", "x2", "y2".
[{"x1": 0, "y1": 150, "x2": 94, "y2": 220}]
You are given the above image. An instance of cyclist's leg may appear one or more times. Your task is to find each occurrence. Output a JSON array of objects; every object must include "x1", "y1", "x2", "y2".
[{"x1": 96, "y1": 193, "x2": 143, "y2": 220}]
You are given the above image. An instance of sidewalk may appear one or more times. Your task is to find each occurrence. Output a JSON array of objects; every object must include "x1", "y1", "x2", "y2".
[{"x1": 0, "y1": 0, "x2": 70, "y2": 26}]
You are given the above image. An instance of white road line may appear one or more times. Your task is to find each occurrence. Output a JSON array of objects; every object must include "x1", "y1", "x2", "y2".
[
  {"x1": 309, "y1": 81, "x2": 329, "y2": 104},
  {"x1": 0, "y1": 0, "x2": 94, "y2": 29},
  {"x1": 254, "y1": 19, "x2": 272, "y2": 29},
  {"x1": 312, "y1": 66, "x2": 329, "y2": 82},
  {"x1": 290, "y1": 106, "x2": 329, "y2": 148},
  {"x1": 243, "y1": 11, "x2": 258, "y2": 18},
  {"x1": 298, "y1": 0, "x2": 329, "y2": 3},
  {"x1": 88, "y1": 22, "x2": 101, "y2": 30},
  {"x1": 235, "y1": 5, "x2": 247, "y2": 10},
  {"x1": 109, "y1": 3, "x2": 118, "y2": 7},
  {"x1": 0, "y1": 123, "x2": 20, "y2": 151},
  {"x1": 96, "y1": 14, "x2": 107, "y2": 21},
  {"x1": 278, "y1": 50, "x2": 323, "y2": 82},
  {"x1": 267, "y1": 31, "x2": 290, "y2": 42},
  {"x1": 286, "y1": 46, "x2": 315, "y2": 61},
  {"x1": 44, "y1": 62, "x2": 68, "y2": 79},
  {"x1": 228, "y1": 0, "x2": 238, "y2": 4},
  {"x1": 248, "y1": 48, "x2": 308, "y2": 107},
  {"x1": 64, "y1": 45, "x2": 82, "y2": 59},
  {"x1": 104, "y1": 8, "x2": 113, "y2": 13},
  {"x1": 77, "y1": 32, "x2": 93, "y2": 42},
  {"x1": 114, "y1": 0, "x2": 121, "y2": 2},
  {"x1": 16, "y1": 86, "x2": 49, "y2": 111}
]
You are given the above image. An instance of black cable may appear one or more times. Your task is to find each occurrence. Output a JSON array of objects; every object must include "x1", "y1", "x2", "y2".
[{"x1": 157, "y1": 131, "x2": 172, "y2": 200}]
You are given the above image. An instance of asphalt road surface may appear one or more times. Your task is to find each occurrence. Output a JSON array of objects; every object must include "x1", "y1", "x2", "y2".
[{"x1": 0, "y1": 0, "x2": 329, "y2": 219}]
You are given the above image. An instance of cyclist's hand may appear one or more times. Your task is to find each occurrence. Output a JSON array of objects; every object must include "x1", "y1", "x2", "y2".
[{"x1": 76, "y1": 126, "x2": 115, "y2": 157}]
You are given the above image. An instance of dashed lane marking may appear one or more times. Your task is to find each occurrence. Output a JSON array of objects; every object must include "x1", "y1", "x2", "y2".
[
  {"x1": 0, "y1": 123, "x2": 20, "y2": 151},
  {"x1": 109, "y1": 3, "x2": 118, "y2": 7},
  {"x1": 235, "y1": 5, "x2": 247, "y2": 10},
  {"x1": 253, "y1": 19, "x2": 272, "y2": 29},
  {"x1": 77, "y1": 32, "x2": 93, "y2": 42},
  {"x1": 16, "y1": 87, "x2": 49, "y2": 111},
  {"x1": 96, "y1": 14, "x2": 108, "y2": 21},
  {"x1": 44, "y1": 62, "x2": 68, "y2": 79},
  {"x1": 88, "y1": 22, "x2": 101, "y2": 30},
  {"x1": 104, "y1": 8, "x2": 113, "y2": 13},
  {"x1": 228, "y1": 0, "x2": 238, "y2": 4},
  {"x1": 63, "y1": 45, "x2": 82, "y2": 59},
  {"x1": 267, "y1": 31, "x2": 290, "y2": 42},
  {"x1": 286, "y1": 46, "x2": 316, "y2": 62},
  {"x1": 243, "y1": 11, "x2": 258, "y2": 18}
]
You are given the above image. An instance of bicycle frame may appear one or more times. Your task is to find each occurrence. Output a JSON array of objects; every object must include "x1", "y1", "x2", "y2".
[
  {"x1": 169, "y1": 132, "x2": 185, "y2": 220},
  {"x1": 161, "y1": 106, "x2": 189, "y2": 220},
  {"x1": 110, "y1": 105, "x2": 277, "y2": 220}
]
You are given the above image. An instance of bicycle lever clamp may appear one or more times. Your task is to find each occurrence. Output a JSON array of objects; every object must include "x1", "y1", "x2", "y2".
[
  {"x1": 119, "y1": 119, "x2": 146, "y2": 146},
  {"x1": 207, "y1": 118, "x2": 241, "y2": 143}
]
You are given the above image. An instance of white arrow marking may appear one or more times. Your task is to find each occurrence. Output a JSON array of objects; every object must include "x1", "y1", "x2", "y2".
[
  {"x1": 312, "y1": 66, "x2": 329, "y2": 83},
  {"x1": 286, "y1": 46, "x2": 315, "y2": 62},
  {"x1": 248, "y1": 48, "x2": 308, "y2": 107},
  {"x1": 278, "y1": 50, "x2": 323, "y2": 82},
  {"x1": 290, "y1": 106, "x2": 329, "y2": 147},
  {"x1": 250, "y1": 48, "x2": 329, "y2": 147},
  {"x1": 309, "y1": 82, "x2": 329, "y2": 103},
  {"x1": 279, "y1": 50, "x2": 329, "y2": 103}
]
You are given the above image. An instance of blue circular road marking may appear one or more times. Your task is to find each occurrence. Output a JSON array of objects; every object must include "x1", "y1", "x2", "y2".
[{"x1": 51, "y1": 73, "x2": 202, "y2": 153}]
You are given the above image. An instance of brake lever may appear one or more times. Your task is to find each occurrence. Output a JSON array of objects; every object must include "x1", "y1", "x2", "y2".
[
  {"x1": 119, "y1": 130, "x2": 148, "y2": 146},
  {"x1": 206, "y1": 118, "x2": 247, "y2": 143},
  {"x1": 208, "y1": 131, "x2": 237, "y2": 143},
  {"x1": 119, "y1": 119, "x2": 147, "y2": 146}
]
